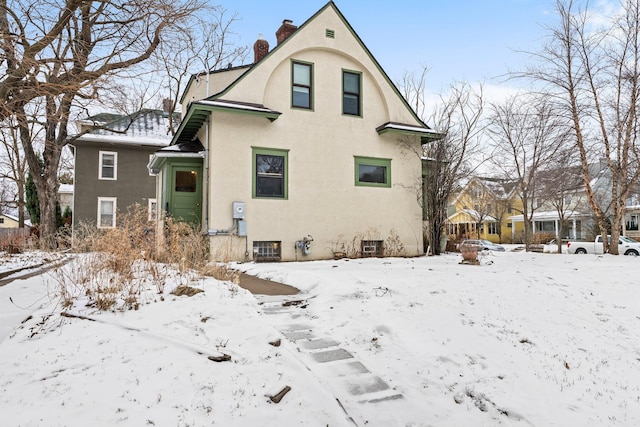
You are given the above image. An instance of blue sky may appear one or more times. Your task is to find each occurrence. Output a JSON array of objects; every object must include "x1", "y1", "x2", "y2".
[{"x1": 217, "y1": 0, "x2": 559, "y2": 94}]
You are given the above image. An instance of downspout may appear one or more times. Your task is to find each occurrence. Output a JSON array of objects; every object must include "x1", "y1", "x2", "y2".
[
  {"x1": 203, "y1": 72, "x2": 210, "y2": 234},
  {"x1": 204, "y1": 115, "x2": 210, "y2": 234},
  {"x1": 69, "y1": 144, "x2": 76, "y2": 248}
]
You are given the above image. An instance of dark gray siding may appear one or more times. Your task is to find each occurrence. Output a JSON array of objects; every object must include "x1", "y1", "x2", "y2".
[{"x1": 73, "y1": 141, "x2": 159, "y2": 226}]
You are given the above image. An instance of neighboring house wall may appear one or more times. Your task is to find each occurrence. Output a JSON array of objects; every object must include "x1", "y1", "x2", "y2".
[
  {"x1": 0, "y1": 214, "x2": 20, "y2": 228},
  {"x1": 447, "y1": 178, "x2": 523, "y2": 243},
  {"x1": 623, "y1": 206, "x2": 640, "y2": 239},
  {"x1": 58, "y1": 184, "x2": 73, "y2": 214},
  {"x1": 71, "y1": 109, "x2": 175, "y2": 229},
  {"x1": 180, "y1": 66, "x2": 251, "y2": 106},
  {"x1": 72, "y1": 141, "x2": 160, "y2": 227}
]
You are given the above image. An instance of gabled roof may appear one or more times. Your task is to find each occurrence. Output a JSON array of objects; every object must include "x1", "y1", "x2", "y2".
[
  {"x1": 451, "y1": 176, "x2": 519, "y2": 206},
  {"x1": 448, "y1": 209, "x2": 497, "y2": 224},
  {"x1": 171, "y1": 1, "x2": 442, "y2": 147},
  {"x1": 71, "y1": 109, "x2": 179, "y2": 148}
]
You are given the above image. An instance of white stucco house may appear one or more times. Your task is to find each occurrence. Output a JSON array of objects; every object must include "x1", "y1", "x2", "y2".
[{"x1": 148, "y1": 1, "x2": 441, "y2": 261}]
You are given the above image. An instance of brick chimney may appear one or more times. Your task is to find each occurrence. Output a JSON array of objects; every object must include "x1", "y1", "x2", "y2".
[
  {"x1": 253, "y1": 34, "x2": 269, "y2": 63},
  {"x1": 276, "y1": 19, "x2": 297, "y2": 45}
]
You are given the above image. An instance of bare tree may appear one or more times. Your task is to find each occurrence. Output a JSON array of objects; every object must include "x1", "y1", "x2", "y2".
[
  {"x1": 0, "y1": 0, "x2": 203, "y2": 244},
  {"x1": 536, "y1": 147, "x2": 585, "y2": 252},
  {"x1": 0, "y1": 115, "x2": 38, "y2": 227},
  {"x1": 488, "y1": 95, "x2": 567, "y2": 251},
  {"x1": 524, "y1": 0, "x2": 640, "y2": 254},
  {"x1": 400, "y1": 66, "x2": 430, "y2": 120},
  {"x1": 420, "y1": 83, "x2": 485, "y2": 255},
  {"x1": 151, "y1": 6, "x2": 248, "y2": 134}
]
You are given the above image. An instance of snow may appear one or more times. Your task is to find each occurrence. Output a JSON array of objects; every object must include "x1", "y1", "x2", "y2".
[
  {"x1": 1, "y1": 249, "x2": 640, "y2": 426},
  {"x1": 198, "y1": 99, "x2": 281, "y2": 114},
  {"x1": 377, "y1": 122, "x2": 438, "y2": 134}
]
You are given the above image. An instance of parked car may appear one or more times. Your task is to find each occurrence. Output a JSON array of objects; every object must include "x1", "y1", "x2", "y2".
[
  {"x1": 459, "y1": 239, "x2": 506, "y2": 252},
  {"x1": 567, "y1": 235, "x2": 640, "y2": 255}
]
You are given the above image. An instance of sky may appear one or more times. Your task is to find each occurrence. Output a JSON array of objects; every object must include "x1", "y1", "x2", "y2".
[
  {"x1": 2, "y1": 248, "x2": 640, "y2": 425},
  {"x1": 216, "y1": 0, "x2": 561, "y2": 96}
]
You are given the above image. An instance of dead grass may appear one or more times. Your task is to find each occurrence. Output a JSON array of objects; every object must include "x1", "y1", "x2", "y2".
[
  {"x1": 53, "y1": 205, "x2": 216, "y2": 312},
  {"x1": 171, "y1": 285, "x2": 204, "y2": 297}
]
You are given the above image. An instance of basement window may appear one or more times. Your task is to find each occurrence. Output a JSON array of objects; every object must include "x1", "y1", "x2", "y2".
[
  {"x1": 253, "y1": 241, "x2": 282, "y2": 262},
  {"x1": 361, "y1": 240, "x2": 383, "y2": 257}
]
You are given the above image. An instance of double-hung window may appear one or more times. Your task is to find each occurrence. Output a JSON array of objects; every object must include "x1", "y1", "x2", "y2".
[
  {"x1": 99, "y1": 151, "x2": 117, "y2": 180},
  {"x1": 488, "y1": 222, "x2": 498, "y2": 234},
  {"x1": 253, "y1": 147, "x2": 289, "y2": 199},
  {"x1": 343, "y1": 70, "x2": 361, "y2": 116},
  {"x1": 97, "y1": 197, "x2": 117, "y2": 228},
  {"x1": 354, "y1": 156, "x2": 391, "y2": 188},
  {"x1": 292, "y1": 61, "x2": 313, "y2": 109}
]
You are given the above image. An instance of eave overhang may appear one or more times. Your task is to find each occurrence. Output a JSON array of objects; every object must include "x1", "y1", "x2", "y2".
[
  {"x1": 172, "y1": 100, "x2": 282, "y2": 147},
  {"x1": 147, "y1": 151, "x2": 205, "y2": 175},
  {"x1": 376, "y1": 122, "x2": 444, "y2": 143}
]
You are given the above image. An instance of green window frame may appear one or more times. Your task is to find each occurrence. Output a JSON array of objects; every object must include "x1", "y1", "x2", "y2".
[
  {"x1": 253, "y1": 147, "x2": 289, "y2": 199},
  {"x1": 343, "y1": 70, "x2": 361, "y2": 116},
  {"x1": 354, "y1": 156, "x2": 391, "y2": 188},
  {"x1": 292, "y1": 61, "x2": 313, "y2": 109}
]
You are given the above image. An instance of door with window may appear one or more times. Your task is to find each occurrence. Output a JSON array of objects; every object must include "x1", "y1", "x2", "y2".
[{"x1": 169, "y1": 165, "x2": 202, "y2": 224}]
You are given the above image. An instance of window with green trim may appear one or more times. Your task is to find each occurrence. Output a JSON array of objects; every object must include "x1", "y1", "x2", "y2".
[
  {"x1": 354, "y1": 156, "x2": 391, "y2": 188},
  {"x1": 343, "y1": 70, "x2": 361, "y2": 116},
  {"x1": 253, "y1": 148, "x2": 289, "y2": 198},
  {"x1": 292, "y1": 61, "x2": 312, "y2": 109}
]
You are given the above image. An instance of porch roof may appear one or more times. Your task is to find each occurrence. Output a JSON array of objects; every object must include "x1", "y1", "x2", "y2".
[
  {"x1": 376, "y1": 121, "x2": 444, "y2": 143},
  {"x1": 147, "y1": 139, "x2": 205, "y2": 174},
  {"x1": 448, "y1": 209, "x2": 497, "y2": 224},
  {"x1": 508, "y1": 210, "x2": 591, "y2": 222}
]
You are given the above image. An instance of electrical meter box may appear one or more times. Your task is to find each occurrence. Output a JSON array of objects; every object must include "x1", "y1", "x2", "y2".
[{"x1": 232, "y1": 201, "x2": 245, "y2": 219}]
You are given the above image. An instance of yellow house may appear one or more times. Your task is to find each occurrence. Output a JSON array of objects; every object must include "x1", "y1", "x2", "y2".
[
  {"x1": 447, "y1": 177, "x2": 525, "y2": 244},
  {"x1": 0, "y1": 214, "x2": 20, "y2": 229}
]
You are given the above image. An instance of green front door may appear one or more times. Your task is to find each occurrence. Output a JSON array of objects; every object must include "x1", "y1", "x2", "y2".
[{"x1": 169, "y1": 165, "x2": 202, "y2": 224}]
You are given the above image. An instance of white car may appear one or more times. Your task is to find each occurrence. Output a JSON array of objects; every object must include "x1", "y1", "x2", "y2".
[{"x1": 567, "y1": 235, "x2": 640, "y2": 255}]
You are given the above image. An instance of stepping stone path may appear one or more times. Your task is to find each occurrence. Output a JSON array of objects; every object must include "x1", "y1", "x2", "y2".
[{"x1": 257, "y1": 295, "x2": 404, "y2": 424}]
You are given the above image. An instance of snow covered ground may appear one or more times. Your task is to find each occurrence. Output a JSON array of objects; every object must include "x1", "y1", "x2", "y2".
[{"x1": 1, "y1": 248, "x2": 639, "y2": 426}]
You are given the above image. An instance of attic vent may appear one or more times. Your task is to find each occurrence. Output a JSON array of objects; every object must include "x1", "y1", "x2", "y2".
[{"x1": 326, "y1": 28, "x2": 335, "y2": 38}]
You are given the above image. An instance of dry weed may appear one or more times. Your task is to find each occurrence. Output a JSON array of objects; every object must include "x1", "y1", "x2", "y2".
[{"x1": 57, "y1": 205, "x2": 213, "y2": 312}]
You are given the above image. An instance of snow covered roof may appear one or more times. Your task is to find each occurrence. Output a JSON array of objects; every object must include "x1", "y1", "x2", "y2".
[
  {"x1": 0, "y1": 213, "x2": 32, "y2": 227},
  {"x1": 448, "y1": 209, "x2": 497, "y2": 223},
  {"x1": 475, "y1": 177, "x2": 519, "y2": 199},
  {"x1": 450, "y1": 176, "x2": 519, "y2": 207},
  {"x1": 71, "y1": 109, "x2": 179, "y2": 148},
  {"x1": 508, "y1": 210, "x2": 591, "y2": 222},
  {"x1": 376, "y1": 122, "x2": 443, "y2": 142},
  {"x1": 148, "y1": 140, "x2": 205, "y2": 174},
  {"x1": 58, "y1": 184, "x2": 73, "y2": 194}
]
